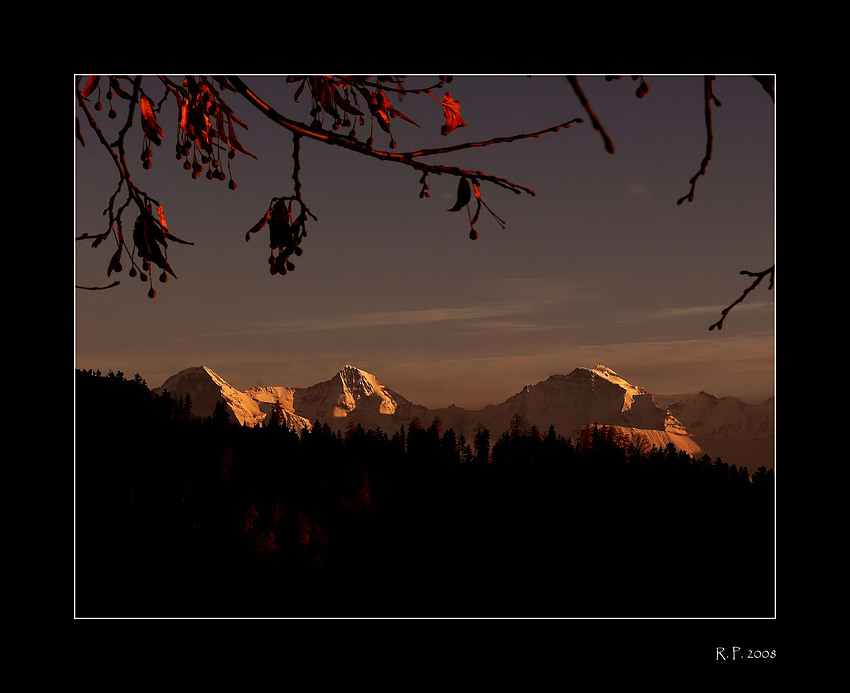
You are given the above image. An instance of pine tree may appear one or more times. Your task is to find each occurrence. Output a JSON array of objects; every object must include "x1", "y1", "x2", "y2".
[
  {"x1": 473, "y1": 424, "x2": 490, "y2": 465},
  {"x1": 268, "y1": 398, "x2": 285, "y2": 428},
  {"x1": 211, "y1": 399, "x2": 231, "y2": 427}
]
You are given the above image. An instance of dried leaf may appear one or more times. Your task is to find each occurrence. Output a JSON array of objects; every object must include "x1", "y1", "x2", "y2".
[
  {"x1": 312, "y1": 78, "x2": 340, "y2": 118},
  {"x1": 245, "y1": 211, "x2": 269, "y2": 242},
  {"x1": 107, "y1": 246, "x2": 122, "y2": 276},
  {"x1": 132, "y1": 213, "x2": 175, "y2": 276},
  {"x1": 448, "y1": 177, "x2": 471, "y2": 212},
  {"x1": 440, "y1": 92, "x2": 466, "y2": 135},
  {"x1": 374, "y1": 109, "x2": 391, "y2": 133},
  {"x1": 139, "y1": 96, "x2": 164, "y2": 143},
  {"x1": 389, "y1": 105, "x2": 418, "y2": 127},
  {"x1": 468, "y1": 180, "x2": 483, "y2": 225},
  {"x1": 157, "y1": 205, "x2": 168, "y2": 231},
  {"x1": 227, "y1": 119, "x2": 257, "y2": 158},
  {"x1": 179, "y1": 98, "x2": 189, "y2": 132},
  {"x1": 368, "y1": 89, "x2": 419, "y2": 132}
]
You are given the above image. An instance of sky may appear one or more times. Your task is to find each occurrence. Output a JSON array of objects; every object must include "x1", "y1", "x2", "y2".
[{"x1": 74, "y1": 75, "x2": 775, "y2": 410}]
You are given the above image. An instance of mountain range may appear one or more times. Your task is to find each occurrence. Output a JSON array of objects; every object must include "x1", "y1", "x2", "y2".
[{"x1": 154, "y1": 364, "x2": 774, "y2": 471}]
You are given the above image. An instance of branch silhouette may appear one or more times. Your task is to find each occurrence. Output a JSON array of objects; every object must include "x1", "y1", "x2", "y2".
[
  {"x1": 76, "y1": 74, "x2": 774, "y2": 329},
  {"x1": 708, "y1": 265, "x2": 775, "y2": 331}
]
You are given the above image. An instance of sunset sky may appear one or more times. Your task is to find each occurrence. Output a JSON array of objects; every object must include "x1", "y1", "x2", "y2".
[{"x1": 74, "y1": 74, "x2": 775, "y2": 409}]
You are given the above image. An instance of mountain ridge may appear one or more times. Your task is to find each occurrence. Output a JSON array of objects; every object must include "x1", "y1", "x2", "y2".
[{"x1": 151, "y1": 363, "x2": 774, "y2": 469}]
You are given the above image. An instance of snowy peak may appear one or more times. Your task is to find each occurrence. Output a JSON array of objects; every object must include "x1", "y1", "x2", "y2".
[
  {"x1": 336, "y1": 365, "x2": 396, "y2": 412},
  {"x1": 666, "y1": 391, "x2": 774, "y2": 469},
  {"x1": 496, "y1": 365, "x2": 667, "y2": 435},
  {"x1": 588, "y1": 364, "x2": 649, "y2": 409},
  {"x1": 668, "y1": 391, "x2": 774, "y2": 440},
  {"x1": 293, "y1": 364, "x2": 401, "y2": 423},
  {"x1": 154, "y1": 365, "x2": 269, "y2": 427},
  {"x1": 149, "y1": 363, "x2": 773, "y2": 470}
]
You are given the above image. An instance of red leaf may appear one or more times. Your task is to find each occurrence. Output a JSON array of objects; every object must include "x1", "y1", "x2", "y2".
[
  {"x1": 178, "y1": 98, "x2": 189, "y2": 132},
  {"x1": 440, "y1": 92, "x2": 466, "y2": 135},
  {"x1": 369, "y1": 89, "x2": 419, "y2": 132},
  {"x1": 139, "y1": 96, "x2": 164, "y2": 143},
  {"x1": 157, "y1": 205, "x2": 168, "y2": 231}
]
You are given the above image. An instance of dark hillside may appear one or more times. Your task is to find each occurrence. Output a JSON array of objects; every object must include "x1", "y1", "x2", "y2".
[{"x1": 74, "y1": 369, "x2": 775, "y2": 618}]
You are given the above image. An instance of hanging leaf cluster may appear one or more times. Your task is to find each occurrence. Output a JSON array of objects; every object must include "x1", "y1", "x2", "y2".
[
  {"x1": 288, "y1": 76, "x2": 421, "y2": 149},
  {"x1": 77, "y1": 75, "x2": 601, "y2": 293},
  {"x1": 245, "y1": 196, "x2": 311, "y2": 276},
  {"x1": 75, "y1": 75, "x2": 261, "y2": 297},
  {"x1": 289, "y1": 76, "x2": 366, "y2": 134},
  {"x1": 361, "y1": 86, "x2": 419, "y2": 149},
  {"x1": 131, "y1": 205, "x2": 191, "y2": 297},
  {"x1": 175, "y1": 76, "x2": 255, "y2": 187}
]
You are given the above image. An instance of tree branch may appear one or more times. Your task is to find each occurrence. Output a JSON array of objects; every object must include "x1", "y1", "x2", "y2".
[
  {"x1": 678, "y1": 76, "x2": 718, "y2": 205},
  {"x1": 566, "y1": 76, "x2": 615, "y2": 154},
  {"x1": 225, "y1": 76, "x2": 581, "y2": 197},
  {"x1": 708, "y1": 265, "x2": 774, "y2": 331},
  {"x1": 75, "y1": 281, "x2": 121, "y2": 290}
]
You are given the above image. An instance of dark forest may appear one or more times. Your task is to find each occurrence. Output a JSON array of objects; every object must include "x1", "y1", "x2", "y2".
[{"x1": 74, "y1": 368, "x2": 775, "y2": 618}]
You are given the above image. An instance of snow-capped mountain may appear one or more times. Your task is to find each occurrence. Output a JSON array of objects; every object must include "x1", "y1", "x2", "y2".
[
  {"x1": 154, "y1": 366, "x2": 311, "y2": 430},
  {"x1": 667, "y1": 391, "x2": 775, "y2": 470},
  {"x1": 430, "y1": 365, "x2": 702, "y2": 458},
  {"x1": 291, "y1": 364, "x2": 429, "y2": 431},
  {"x1": 152, "y1": 363, "x2": 773, "y2": 468}
]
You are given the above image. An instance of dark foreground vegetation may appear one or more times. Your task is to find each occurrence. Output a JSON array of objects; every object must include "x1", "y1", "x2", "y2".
[{"x1": 74, "y1": 369, "x2": 775, "y2": 618}]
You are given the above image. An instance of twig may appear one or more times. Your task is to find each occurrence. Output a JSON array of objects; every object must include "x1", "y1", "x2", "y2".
[
  {"x1": 678, "y1": 76, "x2": 718, "y2": 205},
  {"x1": 566, "y1": 76, "x2": 615, "y2": 154},
  {"x1": 226, "y1": 76, "x2": 580, "y2": 197},
  {"x1": 709, "y1": 265, "x2": 774, "y2": 331},
  {"x1": 76, "y1": 281, "x2": 121, "y2": 290}
]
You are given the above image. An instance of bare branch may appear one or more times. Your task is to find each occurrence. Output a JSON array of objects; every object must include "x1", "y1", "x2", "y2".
[
  {"x1": 678, "y1": 76, "x2": 719, "y2": 205},
  {"x1": 76, "y1": 74, "x2": 773, "y2": 309},
  {"x1": 566, "y1": 76, "x2": 615, "y2": 154},
  {"x1": 76, "y1": 281, "x2": 121, "y2": 291},
  {"x1": 225, "y1": 76, "x2": 580, "y2": 197},
  {"x1": 709, "y1": 265, "x2": 775, "y2": 331}
]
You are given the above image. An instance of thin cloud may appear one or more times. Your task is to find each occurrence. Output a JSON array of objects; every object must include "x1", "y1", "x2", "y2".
[
  {"x1": 613, "y1": 300, "x2": 774, "y2": 324},
  {"x1": 626, "y1": 182, "x2": 654, "y2": 201},
  {"x1": 230, "y1": 294, "x2": 594, "y2": 337}
]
